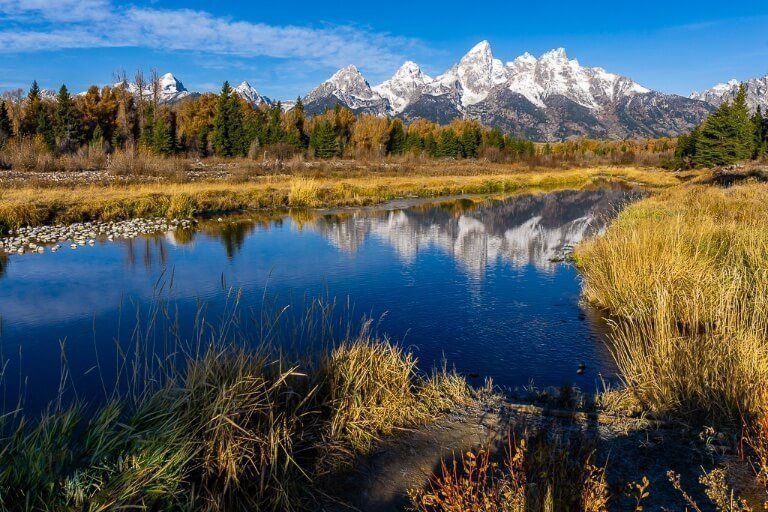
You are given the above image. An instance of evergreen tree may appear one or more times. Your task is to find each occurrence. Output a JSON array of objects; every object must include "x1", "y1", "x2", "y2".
[
  {"x1": 459, "y1": 124, "x2": 482, "y2": 158},
  {"x1": 20, "y1": 81, "x2": 41, "y2": 136},
  {"x1": 424, "y1": 132, "x2": 438, "y2": 157},
  {"x1": 265, "y1": 104, "x2": 284, "y2": 145},
  {"x1": 151, "y1": 109, "x2": 176, "y2": 155},
  {"x1": 212, "y1": 82, "x2": 247, "y2": 157},
  {"x1": 404, "y1": 130, "x2": 423, "y2": 154},
  {"x1": 54, "y1": 85, "x2": 82, "y2": 153},
  {"x1": 0, "y1": 100, "x2": 12, "y2": 147},
  {"x1": 731, "y1": 85, "x2": 755, "y2": 160},
  {"x1": 694, "y1": 101, "x2": 736, "y2": 167},
  {"x1": 753, "y1": 106, "x2": 767, "y2": 159},
  {"x1": 310, "y1": 119, "x2": 339, "y2": 159},
  {"x1": 437, "y1": 129, "x2": 462, "y2": 158},
  {"x1": 292, "y1": 97, "x2": 309, "y2": 149},
  {"x1": 387, "y1": 119, "x2": 406, "y2": 155}
]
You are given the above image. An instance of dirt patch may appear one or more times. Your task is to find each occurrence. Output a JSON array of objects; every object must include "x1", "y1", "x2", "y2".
[{"x1": 322, "y1": 400, "x2": 761, "y2": 511}]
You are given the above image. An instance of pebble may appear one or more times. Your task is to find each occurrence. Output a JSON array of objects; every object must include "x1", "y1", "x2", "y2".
[{"x1": 1, "y1": 218, "x2": 196, "y2": 256}]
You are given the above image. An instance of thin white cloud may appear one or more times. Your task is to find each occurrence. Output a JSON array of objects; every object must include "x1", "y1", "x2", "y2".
[
  {"x1": 0, "y1": 1, "x2": 420, "y2": 73},
  {"x1": 0, "y1": 0, "x2": 112, "y2": 22}
]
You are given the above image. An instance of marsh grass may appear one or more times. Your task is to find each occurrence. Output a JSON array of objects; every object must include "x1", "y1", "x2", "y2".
[
  {"x1": 0, "y1": 293, "x2": 472, "y2": 511},
  {"x1": 576, "y1": 184, "x2": 768, "y2": 421}
]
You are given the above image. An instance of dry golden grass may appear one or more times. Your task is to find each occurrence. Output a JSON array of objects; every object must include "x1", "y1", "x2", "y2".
[
  {"x1": 576, "y1": 183, "x2": 768, "y2": 420},
  {"x1": 0, "y1": 312, "x2": 472, "y2": 511},
  {"x1": 0, "y1": 166, "x2": 685, "y2": 232}
]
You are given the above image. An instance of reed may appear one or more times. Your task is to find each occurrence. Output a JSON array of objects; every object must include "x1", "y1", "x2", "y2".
[
  {"x1": 576, "y1": 183, "x2": 768, "y2": 420},
  {"x1": 0, "y1": 298, "x2": 472, "y2": 511}
]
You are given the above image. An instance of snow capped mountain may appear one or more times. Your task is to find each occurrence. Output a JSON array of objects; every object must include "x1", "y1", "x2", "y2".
[
  {"x1": 691, "y1": 76, "x2": 768, "y2": 112},
  {"x1": 234, "y1": 81, "x2": 271, "y2": 106},
  {"x1": 372, "y1": 61, "x2": 432, "y2": 114},
  {"x1": 303, "y1": 65, "x2": 388, "y2": 116},
  {"x1": 156, "y1": 73, "x2": 190, "y2": 103},
  {"x1": 300, "y1": 40, "x2": 701, "y2": 140},
  {"x1": 111, "y1": 72, "x2": 191, "y2": 104},
  {"x1": 505, "y1": 47, "x2": 650, "y2": 109},
  {"x1": 427, "y1": 40, "x2": 509, "y2": 107}
]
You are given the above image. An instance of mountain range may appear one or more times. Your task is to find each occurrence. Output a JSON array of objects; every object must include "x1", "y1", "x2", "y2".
[
  {"x1": 300, "y1": 41, "x2": 715, "y2": 141},
  {"x1": 43, "y1": 41, "x2": 768, "y2": 142}
]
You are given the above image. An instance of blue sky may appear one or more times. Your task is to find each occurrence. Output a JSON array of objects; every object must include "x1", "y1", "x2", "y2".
[{"x1": 0, "y1": 0, "x2": 767, "y2": 99}]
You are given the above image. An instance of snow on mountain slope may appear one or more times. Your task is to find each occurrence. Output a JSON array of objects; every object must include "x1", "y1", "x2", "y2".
[
  {"x1": 691, "y1": 76, "x2": 768, "y2": 112},
  {"x1": 371, "y1": 43, "x2": 650, "y2": 114},
  {"x1": 234, "y1": 81, "x2": 271, "y2": 106},
  {"x1": 426, "y1": 40, "x2": 509, "y2": 107},
  {"x1": 372, "y1": 61, "x2": 432, "y2": 114},
  {"x1": 303, "y1": 65, "x2": 388, "y2": 115},
  {"x1": 112, "y1": 73, "x2": 190, "y2": 103}
]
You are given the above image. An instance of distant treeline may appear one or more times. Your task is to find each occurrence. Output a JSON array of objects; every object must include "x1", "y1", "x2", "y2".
[
  {"x1": 0, "y1": 77, "x2": 676, "y2": 165},
  {"x1": 676, "y1": 86, "x2": 768, "y2": 168}
]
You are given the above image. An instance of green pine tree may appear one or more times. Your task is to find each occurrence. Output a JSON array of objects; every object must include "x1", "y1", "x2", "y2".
[
  {"x1": 459, "y1": 125, "x2": 482, "y2": 158},
  {"x1": 212, "y1": 81, "x2": 234, "y2": 156},
  {"x1": 437, "y1": 129, "x2": 462, "y2": 158},
  {"x1": 730, "y1": 85, "x2": 755, "y2": 161},
  {"x1": 151, "y1": 109, "x2": 175, "y2": 155},
  {"x1": 54, "y1": 85, "x2": 82, "y2": 153},
  {"x1": 387, "y1": 119, "x2": 406, "y2": 155},
  {"x1": 21, "y1": 80, "x2": 41, "y2": 136},
  {"x1": 694, "y1": 101, "x2": 736, "y2": 167},
  {"x1": 310, "y1": 119, "x2": 339, "y2": 159},
  {"x1": 752, "y1": 106, "x2": 767, "y2": 159}
]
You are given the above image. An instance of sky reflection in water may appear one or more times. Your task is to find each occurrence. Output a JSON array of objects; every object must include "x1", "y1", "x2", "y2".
[{"x1": 0, "y1": 188, "x2": 637, "y2": 409}]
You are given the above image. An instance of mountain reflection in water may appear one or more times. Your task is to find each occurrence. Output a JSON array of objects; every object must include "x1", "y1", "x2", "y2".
[{"x1": 0, "y1": 188, "x2": 638, "y2": 410}]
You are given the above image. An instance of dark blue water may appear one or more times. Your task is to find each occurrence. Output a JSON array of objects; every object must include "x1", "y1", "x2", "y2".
[{"x1": 0, "y1": 188, "x2": 634, "y2": 410}]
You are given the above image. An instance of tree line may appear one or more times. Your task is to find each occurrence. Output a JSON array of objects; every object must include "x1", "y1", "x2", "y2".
[
  {"x1": 676, "y1": 85, "x2": 767, "y2": 168},
  {"x1": 0, "y1": 76, "x2": 677, "y2": 165}
]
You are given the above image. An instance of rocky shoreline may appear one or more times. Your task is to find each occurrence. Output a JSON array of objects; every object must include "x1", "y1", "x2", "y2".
[{"x1": 0, "y1": 217, "x2": 195, "y2": 255}]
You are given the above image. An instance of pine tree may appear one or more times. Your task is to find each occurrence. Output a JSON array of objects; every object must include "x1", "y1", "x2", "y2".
[
  {"x1": 310, "y1": 119, "x2": 339, "y2": 159},
  {"x1": 694, "y1": 101, "x2": 735, "y2": 167},
  {"x1": 437, "y1": 129, "x2": 462, "y2": 158},
  {"x1": 212, "y1": 82, "x2": 234, "y2": 156},
  {"x1": 151, "y1": 109, "x2": 175, "y2": 155},
  {"x1": 730, "y1": 85, "x2": 755, "y2": 161},
  {"x1": 54, "y1": 85, "x2": 82, "y2": 153},
  {"x1": 292, "y1": 97, "x2": 309, "y2": 149},
  {"x1": 753, "y1": 106, "x2": 767, "y2": 159},
  {"x1": 0, "y1": 100, "x2": 12, "y2": 147},
  {"x1": 387, "y1": 119, "x2": 406, "y2": 155},
  {"x1": 21, "y1": 81, "x2": 42, "y2": 137},
  {"x1": 459, "y1": 124, "x2": 482, "y2": 158}
]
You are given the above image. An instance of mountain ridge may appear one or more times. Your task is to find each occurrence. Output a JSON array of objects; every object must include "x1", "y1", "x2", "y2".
[{"x1": 301, "y1": 41, "x2": 712, "y2": 141}]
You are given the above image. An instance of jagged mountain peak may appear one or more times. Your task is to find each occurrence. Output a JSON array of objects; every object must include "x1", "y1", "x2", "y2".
[
  {"x1": 304, "y1": 64, "x2": 388, "y2": 115},
  {"x1": 234, "y1": 80, "x2": 270, "y2": 106},
  {"x1": 691, "y1": 75, "x2": 768, "y2": 112},
  {"x1": 539, "y1": 47, "x2": 569, "y2": 63},
  {"x1": 329, "y1": 65, "x2": 366, "y2": 83},
  {"x1": 373, "y1": 60, "x2": 432, "y2": 114},
  {"x1": 158, "y1": 73, "x2": 186, "y2": 93}
]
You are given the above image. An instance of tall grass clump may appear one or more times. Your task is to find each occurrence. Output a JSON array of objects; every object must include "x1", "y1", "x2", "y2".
[
  {"x1": 576, "y1": 183, "x2": 768, "y2": 420},
  {"x1": 0, "y1": 298, "x2": 472, "y2": 511}
]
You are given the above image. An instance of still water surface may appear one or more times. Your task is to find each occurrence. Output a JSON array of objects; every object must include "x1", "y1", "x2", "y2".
[{"x1": 0, "y1": 188, "x2": 637, "y2": 409}]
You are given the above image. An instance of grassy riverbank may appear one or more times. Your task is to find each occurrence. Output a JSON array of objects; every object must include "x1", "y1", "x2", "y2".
[
  {"x1": 0, "y1": 329, "x2": 472, "y2": 511},
  {"x1": 0, "y1": 165, "x2": 684, "y2": 232},
  {"x1": 577, "y1": 183, "x2": 768, "y2": 421}
]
